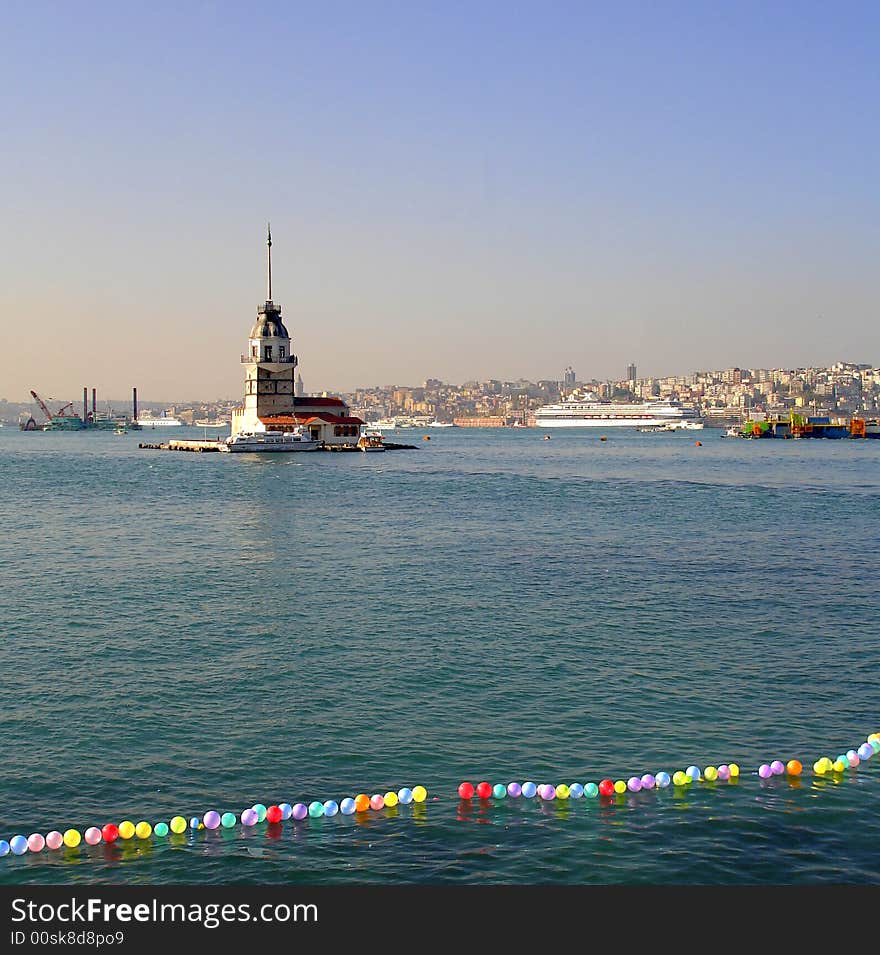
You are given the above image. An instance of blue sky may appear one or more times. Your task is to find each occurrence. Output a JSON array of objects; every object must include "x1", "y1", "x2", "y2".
[{"x1": 1, "y1": 1, "x2": 878, "y2": 400}]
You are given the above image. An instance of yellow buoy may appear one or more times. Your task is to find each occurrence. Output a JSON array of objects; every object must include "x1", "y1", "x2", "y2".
[{"x1": 63, "y1": 829, "x2": 82, "y2": 848}]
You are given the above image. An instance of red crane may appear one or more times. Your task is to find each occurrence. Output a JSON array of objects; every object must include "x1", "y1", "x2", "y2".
[
  {"x1": 30, "y1": 392, "x2": 78, "y2": 422},
  {"x1": 30, "y1": 390, "x2": 55, "y2": 422}
]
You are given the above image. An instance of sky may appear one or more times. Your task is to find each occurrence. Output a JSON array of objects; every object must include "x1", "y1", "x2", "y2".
[{"x1": 1, "y1": 1, "x2": 878, "y2": 402}]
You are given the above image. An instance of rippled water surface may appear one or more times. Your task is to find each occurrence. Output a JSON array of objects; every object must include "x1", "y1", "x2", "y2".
[{"x1": 1, "y1": 427, "x2": 878, "y2": 884}]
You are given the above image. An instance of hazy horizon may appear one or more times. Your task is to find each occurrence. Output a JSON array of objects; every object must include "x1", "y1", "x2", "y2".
[{"x1": 2, "y1": 2, "x2": 878, "y2": 404}]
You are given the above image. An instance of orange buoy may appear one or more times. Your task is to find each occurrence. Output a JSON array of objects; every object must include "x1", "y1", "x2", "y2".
[
  {"x1": 600, "y1": 436, "x2": 607, "y2": 442},
  {"x1": 423, "y1": 435, "x2": 431, "y2": 441},
  {"x1": 695, "y1": 441, "x2": 702, "y2": 446},
  {"x1": 544, "y1": 435, "x2": 551, "y2": 440}
]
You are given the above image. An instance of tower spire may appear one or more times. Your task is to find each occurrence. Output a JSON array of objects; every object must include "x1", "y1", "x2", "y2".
[{"x1": 267, "y1": 222, "x2": 272, "y2": 302}]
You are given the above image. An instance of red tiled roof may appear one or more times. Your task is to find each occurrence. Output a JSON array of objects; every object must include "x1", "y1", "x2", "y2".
[
  {"x1": 299, "y1": 414, "x2": 365, "y2": 425},
  {"x1": 293, "y1": 396, "x2": 346, "y2": 407},
  {"x1": 259, "y1": 412, "x2": 365, "y2": 426}
]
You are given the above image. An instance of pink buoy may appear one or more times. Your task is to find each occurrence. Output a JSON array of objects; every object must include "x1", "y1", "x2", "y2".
[
  {"x1": 27, "y1": 833, "x2": 46, "y2": 853},
  {"x1": 84, "y1": 827, "x2": 103, "y2": 846},
  {"x1": 370, "y1": 794, "x2": 385, "y2": 810},
  {"x1": 45, "y1": 831, "x2": 64, "y2": 850}
]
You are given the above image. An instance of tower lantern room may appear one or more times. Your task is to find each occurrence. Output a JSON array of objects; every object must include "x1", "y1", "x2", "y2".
[{"x1": 246, "y1": 224, "x2": 296, "y2": 366}]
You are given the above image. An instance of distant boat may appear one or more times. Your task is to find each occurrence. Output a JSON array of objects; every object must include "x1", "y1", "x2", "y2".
[
  {"x1": 535, "y1": 391, "x2": 699, "y2": 428},
  {"x1": 223, "y1": 430, "x2": 320, "y2": 453},
  {"x1": 136, "y1": 415, "x2": 183, "y2": 427},
  {"x1": 665, "y1": 420, "x2": 705, "y2": 431},
  {"x1": 194, "y1": 420, "x2": 228, "y2": 428},
  {"x1": 640, "y1": 420, "x2": 706, "y2": 433},
  {"x1": 357, "y1": 430, "x2": 386, "y2": 452},
  {"x1": 426, "y1": 420, "x2": 454, "y2": 428}
]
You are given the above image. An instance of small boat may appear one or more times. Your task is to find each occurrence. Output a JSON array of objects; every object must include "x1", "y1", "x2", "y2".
[
  {"x1": 223, "y1": 430, "x2": 321, "y2": 453},
  {"x1": 721, "y1": 427, "x2": 741, "y2": 438},
  {"x1": 357, "y1": 430, "x2": 386, "y2": 452},
  {"x1": 114, "y1": 427, "x2": 127, "y2": 435},
  {"x1": 667, "y1": 420, "x2": 705, "y2": 431},
  {"x1": 426, "y1": 420, "x2": 454, "y2": 428}
]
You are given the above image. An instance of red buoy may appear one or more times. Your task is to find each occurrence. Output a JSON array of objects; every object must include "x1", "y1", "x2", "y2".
[
  {"x1": 476, "y1": 781, "x2": 493, "y2": 799},
  {"x1": 101, "y1": 823, "x2": 119, "y2": 843},
  {"x1": 266, "y1": 805, "x2": 283, "y2": 824},
  {"x1": 598, "y1": 779, "x2": 614, "y2": 797},
  {"x1": 458, "y1": 781, "x2": 475, "y2": 799}
]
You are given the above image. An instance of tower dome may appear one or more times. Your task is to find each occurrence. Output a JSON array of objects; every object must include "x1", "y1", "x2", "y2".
[{"x1": 250, "y1": 303, "x2": 290, "y2": 340}]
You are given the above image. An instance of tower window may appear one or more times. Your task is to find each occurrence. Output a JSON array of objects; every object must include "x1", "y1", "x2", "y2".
[
  {"x1": 279, "y1": 346, "x2": 286, "y2": 358},
  {"x1": 265, "y1": 345, "x2": 273, "y2": 360}
]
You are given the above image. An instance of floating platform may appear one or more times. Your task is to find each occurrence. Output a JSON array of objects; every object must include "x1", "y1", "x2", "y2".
[
  {"x1": 139, "y1": 440, "x2": 418, "y2": 453},
  {"x1": 139, "y1": 440, "x2": 225, "y2": 452},
  {"x1": 739, "y1": 415, "x2": 880, "y2": 439}
]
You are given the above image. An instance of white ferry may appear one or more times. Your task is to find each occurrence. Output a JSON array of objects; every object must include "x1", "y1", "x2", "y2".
[
  {"x1": 223, "y1": 430, "x2": 320, "y2": 453},
  {"x1": 534, "y1": 391, "x2": 699, "y2": 428},
  {"x1": 136, "y1": 415, "x2": 183, "y2": 427},
  {"x1": 639, "y1": 419, "x2": 705, "y2": 432},
  {"x1": 368, "y1": 418, "x2": 401, "y2": 431}
]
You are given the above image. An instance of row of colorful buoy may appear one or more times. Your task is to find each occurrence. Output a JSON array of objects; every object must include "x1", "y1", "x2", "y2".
[
  {"x1": 458, "y1": 766, "x2": 741, "y2": 802},
  {"x1": 457, "y1": 733, "x2": 880, "y2": 804},
  {"x1": 0, "y1": 785, "x2": 428, "y2": 859},
  {"x1": 3, "y1": 732, "x2": 878, "y2": 861},
  {"x1": 811, "y1": 735, "x2": 880, "y2": 775}
]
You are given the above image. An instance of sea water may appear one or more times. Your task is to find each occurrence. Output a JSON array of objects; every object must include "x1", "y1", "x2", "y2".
[{"x1": 0, "y1": 427, "x2": 878, "y2": 884}]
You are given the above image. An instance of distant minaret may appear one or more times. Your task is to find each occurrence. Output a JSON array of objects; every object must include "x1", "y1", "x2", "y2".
[
  {"x1": 295, "y1": 372, "x2": 305, "y2": 396},
  {"x1": 231, "y1": 226, "x2": 298, "y2": 435}
]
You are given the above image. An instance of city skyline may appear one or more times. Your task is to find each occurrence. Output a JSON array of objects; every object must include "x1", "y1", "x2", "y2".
[
  {"x1": 2, "y1": 3, "x2": 878, "y2": 401},
  {"x1": 3, "y1": 356, "x2": 876, "y2": 410}
]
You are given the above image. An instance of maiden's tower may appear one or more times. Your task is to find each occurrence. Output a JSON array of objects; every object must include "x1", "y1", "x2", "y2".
[{"x1": 231, "y1": 227, "x2": 364, "y2": 446}]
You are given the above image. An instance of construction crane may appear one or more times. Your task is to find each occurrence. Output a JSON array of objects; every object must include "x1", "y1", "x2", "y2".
[{"x1": 30, "y1": 390, "x2": 56, "y2": 422}]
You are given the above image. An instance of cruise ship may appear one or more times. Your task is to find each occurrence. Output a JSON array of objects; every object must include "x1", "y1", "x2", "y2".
[{"x1": 534, "y1": 391, "x2": 700, "y2": 428}]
